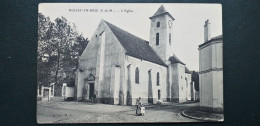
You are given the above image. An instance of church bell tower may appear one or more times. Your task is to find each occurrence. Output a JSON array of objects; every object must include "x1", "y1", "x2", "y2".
[{"x1": 149, "y1": 5, "x2": 175, "y2": 63}]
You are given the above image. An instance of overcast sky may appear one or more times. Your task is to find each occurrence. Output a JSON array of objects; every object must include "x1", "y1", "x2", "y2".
[{"x1": 39, "y1": 3, "x2": 222, "y2": 71}]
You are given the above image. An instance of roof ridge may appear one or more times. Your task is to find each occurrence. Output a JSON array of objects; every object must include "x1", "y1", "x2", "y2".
[
  {"x1": 104, "y1": 20, "x2": 149, "y2": 42},
  {"x1": 103, "y1": 20, "x2": 167, "y2": 66}
]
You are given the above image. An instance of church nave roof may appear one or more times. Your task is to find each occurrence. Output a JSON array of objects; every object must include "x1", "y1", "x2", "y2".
[{"x1": 104, "y1": 21, "x2": 167, "y2": 67}]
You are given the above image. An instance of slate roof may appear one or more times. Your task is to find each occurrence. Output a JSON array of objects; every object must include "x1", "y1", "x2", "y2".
[
  {"x1": 199, "y1": 35, "x2": 223, "y2": 48},
  {"x1": 169, "y1": 54, "x2": 185, "y2": 65},
  {"x1": 150, "y1": 5, "x2": 174, "y2": 20},
  {"x1": 105, "y1": 21, "x2": 167, "y2": 67},
  {"x1": 185, "y1": 66, "x2": 192, "y2": 74}
]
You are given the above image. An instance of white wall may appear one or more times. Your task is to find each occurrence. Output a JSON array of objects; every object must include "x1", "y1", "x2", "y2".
[
  {"x1": 77, "y1": 20, "x2": 126, "y2": 102},
  {"x1": 185, "y1": 73, "x2": 192, "y2": 100},
  {"x1": 199, "y1": 72, "x2": 213, "y2": 107},
  {"x1": 200, "y1": 44, "x2": 212, "y2": 72},
  {"x1": 212, "y1": 42, "x2": 223, "y2": 69},
  {"x1": 212, "y1": 70, "x2": 223, "y2": 109},
  {"x1": 170, "y1": 63, "x2": 188, "y2": 103},
  {"x1": 125, "y1": 55, "x2": 167, "y2": 105},
  {"x1": 199, "y1": 39, "x2": 223, "y2": 110},
  {"x1": 110, "y1": 66, "x2": 121, "y2": 104},
  {"x1": 149, "y1": 14, "x2": 174, "y2": 62},
  {"x1": 65, "y1": 87, "x2": 74, "y2": 98}
]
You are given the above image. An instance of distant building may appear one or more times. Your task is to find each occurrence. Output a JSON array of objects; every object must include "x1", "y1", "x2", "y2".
[
  {"x1": 198, "y1": 20, "x2": 223, "y2": 112},
  {"x1": 76, "y1": 5, "x2": 193, "y2": 105}
]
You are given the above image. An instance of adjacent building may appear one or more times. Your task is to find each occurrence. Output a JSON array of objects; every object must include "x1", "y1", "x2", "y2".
[{"x1": 198, "y1": 20, "x2": 223, "y2": 112}]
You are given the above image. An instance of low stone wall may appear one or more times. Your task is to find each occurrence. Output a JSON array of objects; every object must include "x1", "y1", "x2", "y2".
[
  {"x1": 50, "y1": 97, "x2": 64, "y2": 102},
  {"x1": 65, "y1": 97, "x2": 74, "y2": 101},
  {"x1": 37, "y1": 96, "x2": 64, "y2": 102},
  {"x1": 37, "y1": 97, "x2": 42, "y2": 101},
  {"x1": 76, "y1": 97, "x2": 167, "y2": 106},
  {"x1": 65, "y1": 87, "x2": 74, "y2": 97},
  {"x1": 171, "y1": 98, "x2": 186, "y2": 103}
]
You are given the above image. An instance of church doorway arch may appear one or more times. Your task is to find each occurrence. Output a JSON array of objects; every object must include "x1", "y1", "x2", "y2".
[{"x1": 85, "y1": 74, "x2": 96, "y2": 100}]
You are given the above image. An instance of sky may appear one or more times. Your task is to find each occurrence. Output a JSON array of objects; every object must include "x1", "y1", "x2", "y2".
[{"x1": 39, "y1": 3, "x2": 222, "y2": 71}]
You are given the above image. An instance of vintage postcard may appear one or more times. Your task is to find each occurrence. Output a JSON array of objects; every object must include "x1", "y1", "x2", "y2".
[{"x1": 37, "y1": 3, "x2": 223, "y2": 123}]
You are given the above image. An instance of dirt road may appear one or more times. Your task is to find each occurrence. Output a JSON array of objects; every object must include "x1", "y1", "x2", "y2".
[{"x1": 37, "y1": 101, "x2": 199, "y2": 123}]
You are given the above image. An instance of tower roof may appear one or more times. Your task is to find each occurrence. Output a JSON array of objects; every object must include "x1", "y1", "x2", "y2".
[{"x1": 150, "y1": 5, "x2": 175, "y2": 20}]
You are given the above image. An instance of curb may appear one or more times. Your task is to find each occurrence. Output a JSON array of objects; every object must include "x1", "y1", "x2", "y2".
[{"x1": 181, "y1": 110, "x2": 223, "y2": 122}]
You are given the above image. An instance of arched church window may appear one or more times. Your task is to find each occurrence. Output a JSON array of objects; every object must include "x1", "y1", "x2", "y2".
[
  {"x1": 169, "y1": 33, "x2": 171, "y2": 45},
  {"x1": 156, "y1": 33, "x2": 159, "y2": 45},
  {"x1": 157, "y1": 22, "x2": 160, "y2": 28},
  {"x1": 135, "y1": 67, "x2": 139, "y2": 84},
  {"x1": 157, "y1": 72, "x2": 160, "y2": 86}
]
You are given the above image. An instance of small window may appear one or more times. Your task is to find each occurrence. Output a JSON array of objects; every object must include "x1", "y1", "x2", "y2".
[
  {"x1": 156, "y1": 33, "x2": 159, "y2": 45},
  {"x1": 157, "y1": 72, "x2": 160, "y2": 86},
  {"x1": 169, "y1": 33, "x2": 171, "y2": 45},
  {"x1": 135, "y1": 68, "x2": 139, "y2": 84},
  {"x1": 157, "y1": 22, "x2": 160, "y2": 28}
]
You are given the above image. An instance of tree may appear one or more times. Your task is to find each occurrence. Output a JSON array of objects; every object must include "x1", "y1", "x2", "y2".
[
  {"x1": 37, "y1": 13, "x2": 88, "y2": 95},
  {"x1": 37, "y1": 13, "x2": 53, "y2": 86},
  {"x1": 191, "y1": 71, "x2": 199, "y2": 91}
]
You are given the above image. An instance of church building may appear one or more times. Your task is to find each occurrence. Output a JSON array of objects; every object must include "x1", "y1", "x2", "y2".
[{"x1": 75, "y1": 5, "x2": 193, "y2": 105}]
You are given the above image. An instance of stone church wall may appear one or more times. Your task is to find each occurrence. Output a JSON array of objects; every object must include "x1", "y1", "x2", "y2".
[
  {"x1": 76, "y1": 21, "x2": 126, "y2": 104},
  {"x1": 125, "y1": 55, "x2": 167, "y2": 105},
  {"x1": 171, "y1": 63, "x2": 187, "y2": 103}
]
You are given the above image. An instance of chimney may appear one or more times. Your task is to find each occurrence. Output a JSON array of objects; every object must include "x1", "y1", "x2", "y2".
[{"x1": 204, "y1": 19, "x2": 211, "y2": 42}]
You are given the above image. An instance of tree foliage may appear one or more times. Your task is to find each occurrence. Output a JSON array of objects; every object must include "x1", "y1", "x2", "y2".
[
  {"x1": 37, "y1": 13, "x2": 88, "y2": 88},
  {"x1": 191, "y1": 71, "x2": 199, "y2": 91}
]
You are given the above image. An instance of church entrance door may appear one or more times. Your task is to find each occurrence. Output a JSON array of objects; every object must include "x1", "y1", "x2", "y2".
[{"x1": 89, "y1": 83, "x2": 95, "y2": 99}]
